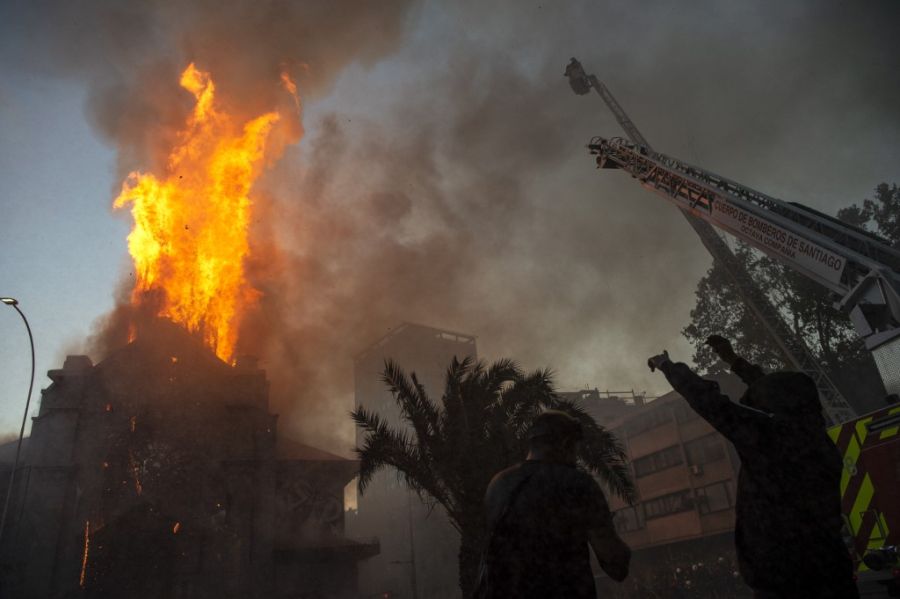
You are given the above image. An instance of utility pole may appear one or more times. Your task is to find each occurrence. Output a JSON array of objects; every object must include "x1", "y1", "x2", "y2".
[{"x1": 406, "y1": 491, "x2": 419, "y2": 599}]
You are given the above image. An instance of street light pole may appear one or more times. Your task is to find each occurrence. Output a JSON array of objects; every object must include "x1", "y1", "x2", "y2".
[
  {"x1": 406, "y1": 490, "x2": 419, "y2": 599},
  {"x1": 0, "y1": 297, "x2": 36, "y2": 547}
]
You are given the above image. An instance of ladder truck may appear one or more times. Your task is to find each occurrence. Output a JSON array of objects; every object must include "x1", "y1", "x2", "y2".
[{"x1": 566, "y1": 58, "x2": 900, "y2": 592}]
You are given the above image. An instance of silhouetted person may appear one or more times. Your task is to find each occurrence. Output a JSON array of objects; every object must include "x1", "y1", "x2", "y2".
[
  {"x1": 476, "y1": 410, "x2": 630, "y2": 599},
  {"x1": 647, "y1": 336, "x2": 858, "y2": 599}
]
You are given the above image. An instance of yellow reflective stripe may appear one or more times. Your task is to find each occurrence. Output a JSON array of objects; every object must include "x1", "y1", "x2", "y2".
[
  {"x1": 827, "y1": 423, "x2": 842, "y2": 444},
  {"x1": 855, "y1": 417, "x2": 873, "y2": 445},
  {"x1": 849, "y1": 474, "x2": 874, "y2": 535},
  {"x1": 857, "y1": 513, "x2": 892, "y2": 572},
  {"x1": 879, "y1": 512, "x2": 890, "y2": 541},
  {"x1": 866, "y1": 512, "x2": 890, "y2": 546},
  {"x1": 840, "y1": 435, "x2": 860, "y2": 497},
  {"x1": 879, "y1": 407, "x2": 900, "y2": 440}
]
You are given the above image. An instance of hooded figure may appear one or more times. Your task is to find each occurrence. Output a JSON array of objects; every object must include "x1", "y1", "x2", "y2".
[{"x1": 648, "y1": 337, "x2": 858, "y2": 599}]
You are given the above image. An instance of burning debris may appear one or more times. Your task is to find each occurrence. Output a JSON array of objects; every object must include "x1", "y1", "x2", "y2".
[{"x1": 79, "y1": 520, "x2": 91, "y2": 588}]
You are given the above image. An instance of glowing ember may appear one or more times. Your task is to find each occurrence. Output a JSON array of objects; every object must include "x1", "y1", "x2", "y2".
[
  {"x1": 113, "y1": 63, "x2": 290, "y2": 361},
  {"x1": 79, "y1": 520, "x2": 90, "y2": 588},
  {"x1": 128, "y1": 450, "x2": 143, "y2": 496},
  {"x1": 173, "y1": 521, "x2": 181, "y2": 534}
]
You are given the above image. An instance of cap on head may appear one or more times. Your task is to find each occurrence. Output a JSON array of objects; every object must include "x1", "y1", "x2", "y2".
[{"x1": 528, "y1": 410, "x2": 584, "y2": 443}]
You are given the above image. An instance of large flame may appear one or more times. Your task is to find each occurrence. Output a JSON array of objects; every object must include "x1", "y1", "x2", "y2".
[{"x1": 114, "y1": 64, "x2": 292, "y2": 361}]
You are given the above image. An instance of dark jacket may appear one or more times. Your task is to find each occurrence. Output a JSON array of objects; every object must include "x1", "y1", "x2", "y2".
[
  {"x1": 660, "y1": 360, "x2": 858, "y2": 597},
  {"x1": 480, "y1": 460, "x2": 613, "y2": 599}
]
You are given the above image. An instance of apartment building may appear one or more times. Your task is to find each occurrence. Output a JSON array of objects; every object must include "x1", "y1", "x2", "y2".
[{"x1": 577, "y1": 373, "x2": 749, "y2": 584}]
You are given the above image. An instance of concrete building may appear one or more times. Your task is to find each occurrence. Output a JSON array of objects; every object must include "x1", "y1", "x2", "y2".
[
  {"x1": 348, "y1": 323, "x2": 477, "y2": 599},
  {"x1": 0, "y1": 322, "x2": 377, "y2": 599}
]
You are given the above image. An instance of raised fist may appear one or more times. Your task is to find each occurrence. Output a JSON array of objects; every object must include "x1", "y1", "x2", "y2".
[{"x1": 647, "y1": 351, "x2": 671, "y2": 373}]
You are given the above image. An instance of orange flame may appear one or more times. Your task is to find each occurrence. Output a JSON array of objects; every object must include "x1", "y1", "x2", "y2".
[
  {"x1": 113, "y1": 63, "x2": 288, "y2": 361},
  {"x1": 280, "y1": 71, "x2": 301, "y2": 113}
]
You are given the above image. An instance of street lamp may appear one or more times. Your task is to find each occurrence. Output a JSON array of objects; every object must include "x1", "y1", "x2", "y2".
[{"x1": 0, "y1": 297, "x2": 36, "y2": 547}]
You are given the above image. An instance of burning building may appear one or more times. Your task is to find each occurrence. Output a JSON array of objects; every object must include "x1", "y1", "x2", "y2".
[
  {"x1": 0, "y1": 60, "x2": 383, "y2": 598},
  {"x1": 0, "y1": 322, "x2": 378, "y2": 598}
]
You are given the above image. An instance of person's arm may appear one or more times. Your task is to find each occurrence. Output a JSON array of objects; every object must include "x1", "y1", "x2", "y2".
[
  {"x1": 730, "y1": 357, "x2": 766, "y2": 386},
  {"x1": 706, "y1": 335, "x2": 765, "y2": 385},
  {"x1": 589, "y1": 523, "x2": 631, "y2": 581},
  {"x1": 648, "y1": 352, "x2": 772, "y2": 444},
  {"x1": 584, "y1": 479, "x2": 630, "y2": 581}
]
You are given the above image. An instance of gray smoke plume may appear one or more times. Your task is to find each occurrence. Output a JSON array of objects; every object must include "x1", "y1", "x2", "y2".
[
  {"x1": 2, "y1": 0, "x2": 898, "y2": 452},
  {"x1": 2, "y1": 0, "x2": 416, "y2": 176}
]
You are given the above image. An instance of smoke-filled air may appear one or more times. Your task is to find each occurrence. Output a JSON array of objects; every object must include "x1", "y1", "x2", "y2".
[
  {"x1": 1, "y1": 2, "x2": 899, "y2": 596},
  {"x1": 3, "y1": 1, "x2": 899, "y2": 453}
]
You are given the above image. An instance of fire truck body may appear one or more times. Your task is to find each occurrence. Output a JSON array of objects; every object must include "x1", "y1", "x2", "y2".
[{"x1": 830, "y1": 405, "x2": 900, "y2": 595}]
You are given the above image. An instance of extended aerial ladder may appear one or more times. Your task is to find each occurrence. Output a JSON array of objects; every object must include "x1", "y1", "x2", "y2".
[{"x1": 566, "y1": 58, "x2": 900, "y2": 425}]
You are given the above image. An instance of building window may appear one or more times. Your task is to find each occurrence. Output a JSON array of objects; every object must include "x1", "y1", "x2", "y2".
[
  {"x1": 633, "y1": 445, "x2": 683, "y2": 478},
  {"x1": 625, "y1": 406, "x2": 673, "y2": 437},
  {"x1": 613, "y1": 505, "x2": 645, "y2": 533},
  {"x1": 695, "y1": 480, "x2": 734, "y2": 514},
  {"x1": 685, "y1": 433, "x2": 726, "y2": 466},
  {"x1": 643, "y1": 490, "x2": 693, "y2": 520}
]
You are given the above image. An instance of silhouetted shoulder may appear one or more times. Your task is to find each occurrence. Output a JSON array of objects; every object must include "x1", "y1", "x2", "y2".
[{"x1": 485, "y1": 461, "x2": 610, "y2": 531}]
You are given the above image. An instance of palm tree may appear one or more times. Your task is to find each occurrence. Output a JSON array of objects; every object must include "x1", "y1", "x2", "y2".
[{"x1": 351, "y1": 356, "x2": 634, "y2": 597}]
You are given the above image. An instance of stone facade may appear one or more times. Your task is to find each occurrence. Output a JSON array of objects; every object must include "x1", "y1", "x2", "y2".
[{"x1": 0, "y1": 323, "x2": 377, "y2": 598}]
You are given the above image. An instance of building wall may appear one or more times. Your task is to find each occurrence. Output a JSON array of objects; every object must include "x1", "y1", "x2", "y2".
[
  {"x1": 0, "y1": 330, "x2": 372, "y2": 599},
  {"x1": 349, "y1": 323, "x2": 477, "y2": 599},
  {"x1": 602, "y1": 373, "x2": 747, "y2": 554}
]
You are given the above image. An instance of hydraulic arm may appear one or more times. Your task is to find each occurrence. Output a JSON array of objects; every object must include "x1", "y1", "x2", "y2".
[{"x1": 566, "y1": 58, "x2": 900, "y2": 423}]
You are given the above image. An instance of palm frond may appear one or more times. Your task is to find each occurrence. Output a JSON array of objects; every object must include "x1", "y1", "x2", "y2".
[
  {"x1": 382, "y1": 359, "x2": 440, "y2": 444},
  {"x1": 547, "y1": 398, "x2": 635, "y2": 502},
  {"x1": 351, "y1": 354, "x2": 636, "y2": 554},
  {"x1": 352, "y1": 405, "x2": 457, "y2": 517}
]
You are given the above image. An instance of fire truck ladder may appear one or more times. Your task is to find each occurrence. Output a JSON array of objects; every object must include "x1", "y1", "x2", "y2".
[{"x1": 565, "y1": 59, "x2": 900, "y2": 425}]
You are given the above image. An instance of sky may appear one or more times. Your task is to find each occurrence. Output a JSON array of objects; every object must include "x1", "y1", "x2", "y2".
[{"x1": 1, "y1": 0, "x2": 898, "y2": 452}]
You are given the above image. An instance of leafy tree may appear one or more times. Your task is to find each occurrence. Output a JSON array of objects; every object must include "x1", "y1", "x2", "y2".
[
  {"x1": 682, "y1": 244, "x2": 786, "y2": 375},
  {"x1": 351, "y1": 356, "x2": 633, "y2": 598},
  {"x1": 838, "y1": 183, "x2": 900, "y2": 247},
  {"x1": 684, "y1": 184, "x2": 899, "y2": 413}
]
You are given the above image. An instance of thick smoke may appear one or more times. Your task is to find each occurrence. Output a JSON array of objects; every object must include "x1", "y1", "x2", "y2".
[
  {"x1": 246, "y1": 1, "x2": 900, "y2": 450},
  {"x1": 3, "y1": 1, "x2": 899, "y2": 452},
  {"x1": 2, "y1": 0, "x2": 419, "y2": 450},
  {"x1": 3, "y1": 1, "x2": 416, "y2": 176}
]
